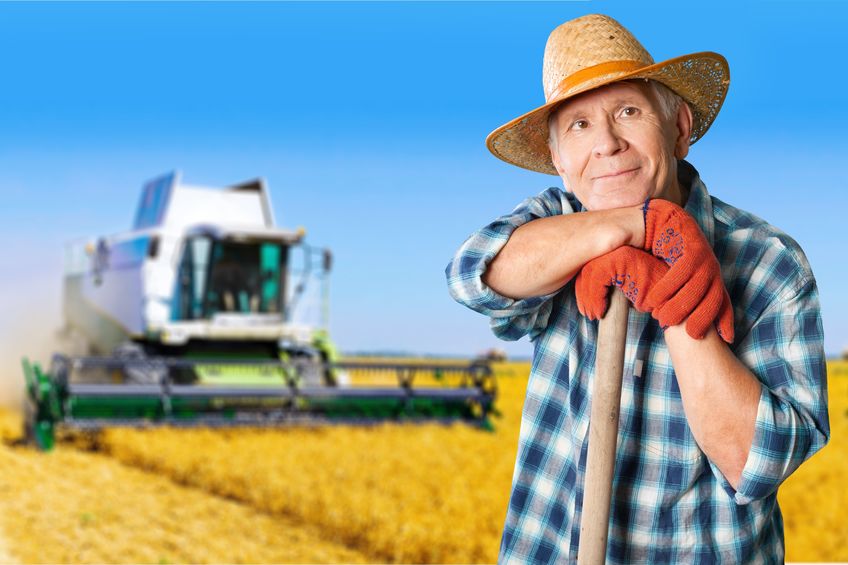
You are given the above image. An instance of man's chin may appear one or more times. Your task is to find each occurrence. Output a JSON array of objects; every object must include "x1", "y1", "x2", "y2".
[{"x1": 584, "y1": 193, "x2": 646, "y2": 211}]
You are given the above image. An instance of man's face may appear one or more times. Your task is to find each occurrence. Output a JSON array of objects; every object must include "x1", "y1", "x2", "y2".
[{"x1": 548, "y1": 81, "x2": 689, "y2": 211}]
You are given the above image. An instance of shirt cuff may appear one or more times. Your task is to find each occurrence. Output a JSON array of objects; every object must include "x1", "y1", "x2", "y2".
[{"x1": 724, "y1": 383, "x2": 806, "y2": 506}]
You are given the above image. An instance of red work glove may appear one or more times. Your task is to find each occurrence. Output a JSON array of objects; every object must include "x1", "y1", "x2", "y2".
[
  {"x1": 642, "y1": 199, "x2": 735, "y2": 343},
  {"x1": 575, "y1": 246, "x2": 670, "y2": 320}
]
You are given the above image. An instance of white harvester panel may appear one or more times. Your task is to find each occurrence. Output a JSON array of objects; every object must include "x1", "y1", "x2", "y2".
[
  {"x1": 135, "y1": 171, "x2": 276, "y2": 231},
  {"x1": 63, "y1": 171, "x2": 320, "y2": 355}
]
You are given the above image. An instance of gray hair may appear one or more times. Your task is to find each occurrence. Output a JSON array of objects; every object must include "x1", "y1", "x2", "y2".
[
  {"x1": 547, "y1": 79, "x2": 686, "y2": 149},
  {"x1": 648, "y1": 80, "x2": 685, "y2": 123}
]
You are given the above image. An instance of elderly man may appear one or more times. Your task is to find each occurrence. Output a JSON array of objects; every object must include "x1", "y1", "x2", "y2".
[{"x1": 446, "y1": 14, "x2": 829, "y2": 564}]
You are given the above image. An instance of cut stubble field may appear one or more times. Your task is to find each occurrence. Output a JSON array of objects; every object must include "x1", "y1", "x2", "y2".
[{"x1": 0, "y1": 360, "x2": 844, "y2": 563}]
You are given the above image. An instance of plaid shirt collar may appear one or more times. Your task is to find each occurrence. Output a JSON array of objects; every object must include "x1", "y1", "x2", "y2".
[{"x1": 680, "y1": 159, "x2": 715, "y2": 248}]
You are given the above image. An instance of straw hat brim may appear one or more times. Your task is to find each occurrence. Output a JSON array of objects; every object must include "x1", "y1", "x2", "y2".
[{"x1": 486, "y1": 51, "x2": 730, "y2": 176}]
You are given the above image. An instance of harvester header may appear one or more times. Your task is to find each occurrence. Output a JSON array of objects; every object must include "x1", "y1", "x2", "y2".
[{"x1": 23, "y1": 172, "x2": 497, "y2": 449}]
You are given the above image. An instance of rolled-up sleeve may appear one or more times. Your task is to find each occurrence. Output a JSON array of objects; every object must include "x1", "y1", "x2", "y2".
[
  {"x1": 722, "y1": 276, "x2": 830, "y2": 505},
  {"x1": 445, "y1": 187, "x2": 576, "y2": 342}
]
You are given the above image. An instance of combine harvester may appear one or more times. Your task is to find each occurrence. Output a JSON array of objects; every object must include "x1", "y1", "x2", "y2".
[{"x1": 21, "y1": 172, "x2": 496, "y2": 450}]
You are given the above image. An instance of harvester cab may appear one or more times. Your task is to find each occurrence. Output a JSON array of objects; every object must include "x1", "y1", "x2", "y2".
[{"x1": 22, "y1": 172, "x2": 496, "y2": 450}]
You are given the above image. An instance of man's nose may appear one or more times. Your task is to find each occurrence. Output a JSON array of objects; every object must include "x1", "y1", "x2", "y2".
[{"x1": 592, "y1": 122, "x2": 627, "y2": 157}]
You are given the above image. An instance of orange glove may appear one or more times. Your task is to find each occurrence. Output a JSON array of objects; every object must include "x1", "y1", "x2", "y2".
[
  {"x1": 642, "y1": 199, "x2": 734, "y2": 343},
  {"x1": 575, "y1": 246, "x2": 670, "y2": 320}
]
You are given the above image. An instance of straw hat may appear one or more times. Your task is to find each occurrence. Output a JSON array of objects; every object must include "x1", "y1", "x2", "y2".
[{"x1": 486, "y1": 14, "x2": 730, "y2": 176}]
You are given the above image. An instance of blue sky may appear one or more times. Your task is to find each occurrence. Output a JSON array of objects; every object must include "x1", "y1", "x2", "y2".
[{"x1": 1, "y1": 1, "x2": 846, "y2": 359}]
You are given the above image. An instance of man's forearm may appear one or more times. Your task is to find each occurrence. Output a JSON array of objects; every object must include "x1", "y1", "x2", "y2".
[
  {"x1": 664, "y1": 325, "x2": 760, "y2": 489},
  {"x1": 483, "y1": 205, "x2": 645, "y2": 299}
]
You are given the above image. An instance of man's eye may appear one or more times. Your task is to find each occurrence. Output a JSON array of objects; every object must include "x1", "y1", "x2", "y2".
[
  {"x1": 570, "y1": 119, "x2": 588, "y2": 130},
  {"x1": 621, "y1": 106, "x2": 639, "y2": 117}
]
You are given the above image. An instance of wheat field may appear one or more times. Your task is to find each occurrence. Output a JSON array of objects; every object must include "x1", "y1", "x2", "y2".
[{"x1": 0, "y1": 360, "x2": 844, "y2": 563}]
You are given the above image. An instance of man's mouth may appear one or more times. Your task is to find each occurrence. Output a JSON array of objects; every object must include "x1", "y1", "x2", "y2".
[{"x1": 594, "y1": 167, "x2": 640, "y2": 180}]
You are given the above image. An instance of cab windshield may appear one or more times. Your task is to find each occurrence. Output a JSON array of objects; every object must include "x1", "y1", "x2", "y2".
[{"x1": 175, "y1": 238, "x2": 287, "y2": 319}]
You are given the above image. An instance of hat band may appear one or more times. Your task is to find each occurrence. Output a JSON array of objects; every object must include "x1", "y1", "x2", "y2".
[{"x1": 547, "y1": 59, "x2": 648, "y2": 102}]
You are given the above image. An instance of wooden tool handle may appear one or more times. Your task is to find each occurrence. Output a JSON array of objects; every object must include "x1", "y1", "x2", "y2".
[{"x1": 577, "y1": 290, "x2": 629, "y2": 565}]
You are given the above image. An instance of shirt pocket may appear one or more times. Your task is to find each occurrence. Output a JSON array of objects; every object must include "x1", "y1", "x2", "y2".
[
  {"x1": 641, "y1": 391, "x2": 703, "y2": 464},
  {"x1": 662, "y1": 391, "x2": 704, "y2": 464},
  {"x1": 643, "y1": 437, "x2": 702, "y2": 463},
  {"x1": 664, "y1": 421, "x2": 704, "y2": 463}
]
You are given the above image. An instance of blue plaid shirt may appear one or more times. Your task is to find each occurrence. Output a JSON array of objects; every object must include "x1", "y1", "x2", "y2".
[{"x1": 446, "y1": 161, "x2": 829, "y2": 564}]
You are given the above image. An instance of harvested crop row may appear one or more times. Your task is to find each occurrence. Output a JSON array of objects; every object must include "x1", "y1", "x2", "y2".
[
  {"x1": 97, "y1": 368, "x2": 530, "y2": 564},
  {"x1": 0, "y1": 423, "x2": 370, "y2": 564}
]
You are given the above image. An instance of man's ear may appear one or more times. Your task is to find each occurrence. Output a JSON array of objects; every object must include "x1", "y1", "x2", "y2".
[{"x1": 674, "y1": 102, "x2": 694, "y2": 160}]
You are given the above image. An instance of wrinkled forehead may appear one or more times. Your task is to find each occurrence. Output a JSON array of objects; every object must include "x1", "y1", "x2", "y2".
[{"x1": 551, "y1": 80, "x2": 656, "y2": 122}]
